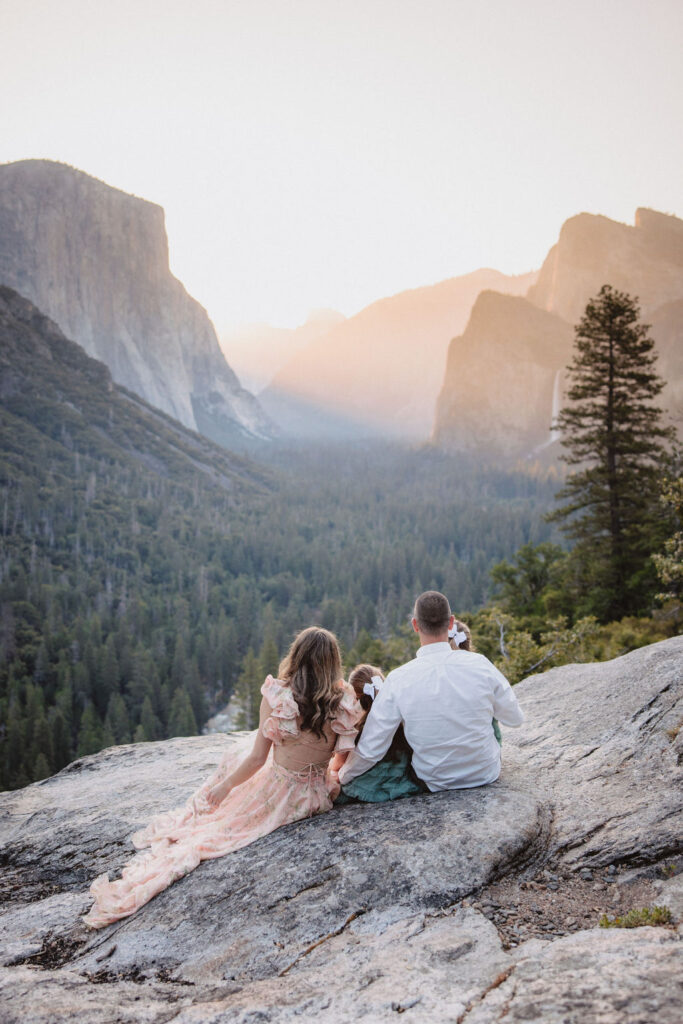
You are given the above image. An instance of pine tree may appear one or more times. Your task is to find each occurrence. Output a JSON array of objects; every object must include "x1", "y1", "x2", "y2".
[
  {"x1": 77, "y1": 703, "x2": 103, "y2": 756},
  {"x1": 138, "y1": 694, "x2": 161, "y2": 741},
  {"x1": 234, "y1": 648, "x2": 261, "y2": 729},
  {"x1": 549, "y1": 285, "x2": 675, "y2": 620},
  {"x1": 33, "y1": 751, "x2": 51, "y2": 781},
  {"x1": 30, "y1": 707, "x2": 53, "y2": 773},
  {"x1": 652, "y1": 451, "x2": 683, "y2": 615},
  {"x1": 258, "y1": 631, "x2": 280, "y2": 684},
  {"x1": 490, "y1": 543, "x2": 568, "y2": 626},
  {"x1": 4, "y1": 704, "x2": 25, "y2": 787},
  {"x1": 171, "y1": 634, "x2": 187, "y2": 692},
  {"x1": 104, "y1": 692, "x2": 131, "y2": 744},
  {"x1": 167, "y1": 688, "x2": 198, "y2": 737},
  {"x1": 183, "y1": 657, "x2": 203, "y2": 729},
  {"x1": 49, "y1": 708, "x2": 72, "y2": 770}
]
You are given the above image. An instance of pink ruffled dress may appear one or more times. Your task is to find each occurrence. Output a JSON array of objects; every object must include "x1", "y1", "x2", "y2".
[{"x1": 83, "y1": 676, "x2": 362, "y2": 929}]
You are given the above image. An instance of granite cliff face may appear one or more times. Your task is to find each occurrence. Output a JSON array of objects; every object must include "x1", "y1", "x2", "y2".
[
  {"x1": 434, "y1": 209, "x2": 683, "y2": 458},
  {"x1": 1, "y1": 636, "x2": 681, "y2": 1022},
  {"x1": 0, "y1": 160, "x2": 272, "y2": 446},
  {"x1": 528, "y1": 208, "x2": 683, "y2": 324},
  {"x1": 433, "y1": 292, "x2": 574, "y2": 457}
]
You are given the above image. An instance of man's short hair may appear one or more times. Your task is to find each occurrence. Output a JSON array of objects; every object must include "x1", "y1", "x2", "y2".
[{"x1": 413, "y1": 591, "x2": 451, "y2": 635}]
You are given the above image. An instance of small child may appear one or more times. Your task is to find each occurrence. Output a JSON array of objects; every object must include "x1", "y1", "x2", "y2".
[
  {"x1": 448, "y1": 619, "x2": 502, "y2": 745},
  {"x1": 333, "y1": 664, "x2": 422, "y2": 803}
]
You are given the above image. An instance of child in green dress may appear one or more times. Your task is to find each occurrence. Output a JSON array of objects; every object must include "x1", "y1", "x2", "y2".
[{"x1": 334, "y1": 664, "x2": 422, "y2": 803}]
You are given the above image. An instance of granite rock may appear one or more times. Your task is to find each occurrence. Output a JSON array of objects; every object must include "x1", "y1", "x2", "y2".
[
  {"x1": 528, "y1": 208, "x2": 683, "y2": 324},
  {"x1": 467, "y1": 928, "x2": 683, "y2": 1024},
  {"x1": 0, "y1": 638, "x2": 681, "y2": 1022},
  {"x1": 0, "y1": 736, "x2": 546, "y2": 983},
  {"x1": 0, "y1": 159, "x2": 273, "y2": 446},
  {"x1": 507, "y1": 635, "x2": 683, "y2": 869},
  {"x1": 432, "y1": 290, "x2": 573, "y2": 458}
]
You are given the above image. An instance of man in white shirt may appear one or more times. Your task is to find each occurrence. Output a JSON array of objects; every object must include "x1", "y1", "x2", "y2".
[{"x1": 338, "y1": 591, "x2": 523, "y2": 793}]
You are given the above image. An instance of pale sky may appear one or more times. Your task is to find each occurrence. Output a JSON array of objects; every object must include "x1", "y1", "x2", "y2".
[{"x1": 1, "y1": 0, "x2": 682, "y2": 329}]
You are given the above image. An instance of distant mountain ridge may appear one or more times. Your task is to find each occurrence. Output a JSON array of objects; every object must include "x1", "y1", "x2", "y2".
[
  {"x1": 0, "y1": 159, "x2": 273, "y2": 448},
  {"x1": 262, "y1": 268, "x2": 538, "y2": 438},
  {"x1": 433, "y1": 208, "x2": 683, "y2": 458},
  {"x1": 220, "y1": 309, "x2": 346, "y2": 394}
]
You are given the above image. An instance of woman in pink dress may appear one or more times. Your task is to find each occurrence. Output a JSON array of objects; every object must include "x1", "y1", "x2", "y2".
[{"x1": 83, "y1": 627, "x2": 362, "y2": 929}]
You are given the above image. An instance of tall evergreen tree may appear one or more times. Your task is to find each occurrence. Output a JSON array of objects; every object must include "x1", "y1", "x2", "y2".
[
  {"x1": 490, "y1": 542, "x2": 567, "y2": 624},
  {"x1": 258, "y1": 630, "x2": 280, "y2": 684},
  {"x1": 49, "y1": 708, "x2": 72, "y2": 770},
  {"x1": 652, "y1": 451, "x2": 683, "y2": 617},
  {"x1": 33, "y1": 751, "x2": 51, "y2": 781},
  {"x1": 549, "y1": 285, "x2": 675, "y2": 619},
  {"x1": 167, "y1": 688, "x2": 198, "y2": 737},
  {"x1": 77, "y1": 703, "x2": 104, "y2": 756},
  {"x1": 138, "y1": 694, "x2": 161, "y2": 741},
  {"x1": 234, "y1": 648, "x2": 261, "y2": 730},
  {"x1": 104, "y1": 692, "x2": 131, "y2": 744}
]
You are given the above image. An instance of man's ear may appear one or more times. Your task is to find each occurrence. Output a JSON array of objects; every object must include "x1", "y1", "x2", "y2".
[
  {"x1": 411, "y1": 617, "x2": 420, "y2": 634},
  {"x1": 448, "y1": 614, "x2": 455, "y2": 631}
]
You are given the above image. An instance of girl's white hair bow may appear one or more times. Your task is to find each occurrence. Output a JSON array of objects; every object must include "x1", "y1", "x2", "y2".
[
  {"x1": 362, "y1": 674, "x2": 383, "y2": 699},
  {"x1": 448, "y1": 627, "x2": 468, "y2": 647}
]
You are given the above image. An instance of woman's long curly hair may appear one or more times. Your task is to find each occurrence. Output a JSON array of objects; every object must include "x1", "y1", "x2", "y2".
[{"x1": 278, "y1": 627, "x2": 344, "y2": 737}]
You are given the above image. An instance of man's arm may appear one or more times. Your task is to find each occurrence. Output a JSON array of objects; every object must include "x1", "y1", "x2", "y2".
[
  {"x1": 490, "y1": 664, "x2": 524, "y2": 727},
  {"x1": 338, "y1": 688, "x2": 402, "y2": 785}
]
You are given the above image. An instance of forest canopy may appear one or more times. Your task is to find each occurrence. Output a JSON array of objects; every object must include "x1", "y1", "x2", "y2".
[{"x1": 1, "y1": 285, "x2": 678, "y2": 791}]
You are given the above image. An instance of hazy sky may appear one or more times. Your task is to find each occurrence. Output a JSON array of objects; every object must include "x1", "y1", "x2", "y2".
[{"x1": 2, "y1": 0, "x2": 682, "y2": 329}]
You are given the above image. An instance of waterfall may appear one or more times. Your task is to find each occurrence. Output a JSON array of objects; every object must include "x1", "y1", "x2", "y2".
[
  {"x1": 530, "y1": 368, "x2": 563, "y2": 456},
  {"x1": 549, "y1": 368, "x2": 562, "y2": 444}
]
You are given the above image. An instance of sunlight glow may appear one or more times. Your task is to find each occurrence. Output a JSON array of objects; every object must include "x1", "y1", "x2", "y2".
[{"x1": 1, "y1": 0, "x2": 682, "y2": 330}]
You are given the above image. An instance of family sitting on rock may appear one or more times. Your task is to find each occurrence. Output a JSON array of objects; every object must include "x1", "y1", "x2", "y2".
[{"x1": 83, "y1": 591, "x2": 523, "y2": 929}]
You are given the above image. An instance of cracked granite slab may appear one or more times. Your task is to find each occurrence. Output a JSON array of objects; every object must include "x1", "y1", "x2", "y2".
[{"x1": 0, "y1": 635, "x2": 681, "y2": 1022}]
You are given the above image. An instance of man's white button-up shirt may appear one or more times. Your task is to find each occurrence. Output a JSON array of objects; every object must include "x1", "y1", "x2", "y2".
[{"x1": 338, "y1": 642, "x2": 524, "y2": 792}]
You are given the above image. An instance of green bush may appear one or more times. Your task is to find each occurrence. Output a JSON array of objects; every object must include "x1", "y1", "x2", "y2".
[{"x1": 599, "y1": 906, "x2": 672, "y2": 929}]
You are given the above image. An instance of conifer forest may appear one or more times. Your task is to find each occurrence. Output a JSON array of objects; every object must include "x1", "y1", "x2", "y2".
[{"x1": 0, "y1": 285, "x2": 679, "y2": 791}]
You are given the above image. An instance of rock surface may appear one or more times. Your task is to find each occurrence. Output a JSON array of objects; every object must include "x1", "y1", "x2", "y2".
[
  {"x1": 432, "y1": 291, "x2": 573, "y2": 457},
  {"x1": 0, "y1": 159, "x2": 273, "y2": 447},
  {"x1": 510, "y1": 635, "x2": 683, "y2": 869},
  {"x1": 528, "y1": 208, "x2": 683, "y2": 324},
  {"x1": 0, "y1": 637, "x2": 681, "y2": 1022}
]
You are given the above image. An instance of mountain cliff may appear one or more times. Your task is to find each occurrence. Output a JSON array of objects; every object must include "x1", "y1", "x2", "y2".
[
  {"x1": 433, "y1": 292, "x2": 574, "y2": 456},
  {"x1": 0, "y1": 159, "x2": 273, "y2": 447},
  {"x1": 434, "y1": 209, "x2": 683, "y2": 458},
  {"x1": 261, "y1": 268, "x2": 537, "y2": 438},
  {"x1": 528, "y1": 208, "x2": 683, "y2": 324}
]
